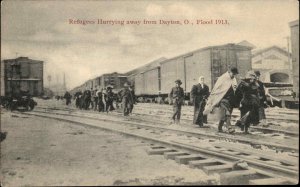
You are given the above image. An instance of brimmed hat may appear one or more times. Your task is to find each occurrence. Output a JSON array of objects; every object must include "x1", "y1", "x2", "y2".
[
  {"x1": 124, "y1": 82, "x2": 130, "y2": 87},
  {"x1": 246, "y1": 70, "x2": 256, "y2": 79},
  {"x1": 175, "y1": 79, "x2": 182, "y2": 85},
  {"x1": 230, "y1": 67, "x2": 239, "y2": 75},
  {"x1": 254, "y1": 70, "x2": 261, "y2": 76},
  {"x1": 106, "y1": 85, "x2": 113, "y2": 89}
]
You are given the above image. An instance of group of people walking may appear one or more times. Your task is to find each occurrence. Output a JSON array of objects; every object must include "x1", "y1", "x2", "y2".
[
  {"x1": 169, "y1": 67, "x2": 268, "y2": 134},
  {"x1": 71, "y1": 82, "x2": 135, "y2": 116},
  {"x1": 64, "y1": 67, "x2": 267, "y2": 134}
]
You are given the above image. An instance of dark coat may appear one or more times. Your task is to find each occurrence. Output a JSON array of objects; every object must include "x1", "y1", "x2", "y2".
[
  {"x1": 64, "y1": 92, "x2": 71, "y2": 99},
  {"x1": 169, "y1": 86, "x2": 184, "y2": 104},
  {"x1": 190, "y1": 83, "x2": 209, "y2": 106},
  {"x1": 83, "y1": 90, "x2": 91, "y2": 100},
  {"x1": 190, "y1": 83, "x2": 209, "y2": 125},
  {"x1": 238, "y1": 80, "x2": 260, "y2": 106},
  {"x1": 119, "y1": 88, "x2": 133, "y2": 104},
  {"x1": 237, "y1": 80, "x2": 260, "y2": 126},
  {"x1": 257, "y1": 80, "x2": 267, "y2": 105}
]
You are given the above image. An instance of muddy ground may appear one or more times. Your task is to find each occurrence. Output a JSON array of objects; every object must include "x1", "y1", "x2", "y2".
[{"x1": 0, "y1": 111, "x2": 218, "y2": 186}]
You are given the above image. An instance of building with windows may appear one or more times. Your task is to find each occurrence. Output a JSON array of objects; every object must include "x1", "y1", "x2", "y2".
[
  {"x1": 251, "y1": 46, "x2": 292, "y2": 83},
  {"x1": 2, "y1": 57, "x2": 44, "y2": 97}
]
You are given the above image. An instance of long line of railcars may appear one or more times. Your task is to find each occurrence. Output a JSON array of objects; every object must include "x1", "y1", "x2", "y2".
[
  {"x1": 71, "y1": 43, "x2": 253, "y2": 103},
  {"x1": 129, "y1": 43, "x2": 252, "y2": 102},
  {"x1": 70, "y1": 72, "x2": 127, "y2": 95}
]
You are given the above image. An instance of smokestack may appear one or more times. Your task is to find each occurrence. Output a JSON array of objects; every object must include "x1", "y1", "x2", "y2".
[{"x1": 63, "y1": 72, "x2": 66, "y2": 91}]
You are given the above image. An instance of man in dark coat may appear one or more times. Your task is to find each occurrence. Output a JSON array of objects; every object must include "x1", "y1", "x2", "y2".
[
  {"x1": 104, "y1": 86, "x2": 115, "y2": 113},
  {"x1": 119, "y1": 82, "x2": 134, "y2": 116},
  {"x1": 169, "y1": 79, "x2": 185, "y2": 124},
  {"x1": 128, "y1": 86, "x2": 135, "y2": 114},
  {"x1": 190, "y1": 76, "x2": 209, "y2": 127},
  {"x1": 235, "y1": 71, "x2": 260, "y2": 134},
  {"x1": 254, "y1": 71, "x2": 268, "y2": 126},
  {"x1": 93, "y1": 88, "x2": 98, "y2": 111},
  {"x1": 74, "y1": 91, "x2": 83, "y2": 108},
  {"x1": 83, "y1": 88, "x2": 92, "y2": 110},
  {"x1": 63, "y1": 91, "x2": 72, "y2": 105},
  {"x1": 96, "y1": 88, "x2": 105, "y2": 112}
]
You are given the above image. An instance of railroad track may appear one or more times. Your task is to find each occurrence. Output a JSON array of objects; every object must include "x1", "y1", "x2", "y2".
[
  {"x1": 132, "y1": 103, "x2": 299, "y2": 122},
  {"x1": 36, "y1": 105, "x2": 299, "y2": 140},
  {"x1": 132, "y1": 104, "x2": 299, "y2": 124},
  {"x1": 12, "y1": 109, "x2": 298, "y2": 185}
]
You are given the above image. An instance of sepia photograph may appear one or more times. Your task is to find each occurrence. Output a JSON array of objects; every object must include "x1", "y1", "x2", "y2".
[{"x1": 0, "y1": 0, "x2": 299, "y2": 186}]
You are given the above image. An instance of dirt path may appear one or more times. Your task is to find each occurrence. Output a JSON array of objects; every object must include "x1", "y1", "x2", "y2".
[{"x1": 0, "y1": 111, "x2": 218, "y2": 186}]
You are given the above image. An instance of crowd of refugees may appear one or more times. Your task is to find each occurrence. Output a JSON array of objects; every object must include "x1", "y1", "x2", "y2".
[
  {"x1": 62, "y1": 67, "x2": 267, "y2": 134},
  {"x1": 70, "y1": 82, "x2": 135, "y2": 116},
  {"x1": 169, "y1": 68, "x2": 268, "y2": 134}
]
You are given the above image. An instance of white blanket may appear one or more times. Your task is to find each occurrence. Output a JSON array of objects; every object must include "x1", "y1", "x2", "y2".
[{"x1": 203, "y1": 72, "x2": 237, "y2": 115}]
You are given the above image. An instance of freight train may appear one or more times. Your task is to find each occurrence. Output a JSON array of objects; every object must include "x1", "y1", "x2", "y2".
[
  {"x1": 72, "y1": 43, "x2": 252, "y2": 102},
  {"x1": 70, "y1": 42, "x2": 297, "y2": 108},
  {"x1": 70, "y1": 72, "x2": 127, "y2": 95},
  {"x1": 127, "y1": 43, "x2": 252, "y2": 103}
]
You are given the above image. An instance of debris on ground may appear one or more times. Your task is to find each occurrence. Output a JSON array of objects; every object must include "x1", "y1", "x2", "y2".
[
  {"x1": 232, "y1": 160, "x2": 249, "y2": 170},
  {"x1": 0, "y1": 131, "x2": 7, "y2": 142}
]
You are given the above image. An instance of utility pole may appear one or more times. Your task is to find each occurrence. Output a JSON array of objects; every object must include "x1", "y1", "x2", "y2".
[
  {"x1": 284, "y1": 36, "x2": 292, "y2": 70},
  {"x1": 63, "y1": 72, "x2": 66, "y2": 92},
  {"x1": 47, "y1": 75, "x2": 51, "y2": 89},
  {"x1": 56, "y1": 74, "x2": 59, "y2": 96}
]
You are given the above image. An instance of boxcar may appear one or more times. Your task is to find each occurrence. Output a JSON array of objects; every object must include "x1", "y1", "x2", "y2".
[
  {"x1": 160, "y1": 43, "x2": 252, "y2": 98},
  {"x1": 125, "y1": 58, "x2": 166, "y2": 98},
  {"x1": 81, "y1": 72, "x2": 128, "y2": 94},
  {"x1": 133, "y1": 67, "x2": 161, "y2": 97},
  {"x1": 143, "y1": 67, "x2": 160, "y2": 96}
]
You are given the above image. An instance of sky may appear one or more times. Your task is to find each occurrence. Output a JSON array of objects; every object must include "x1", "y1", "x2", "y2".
[{"x1": 1, "y1": 0, "x2": 299, "y2": 90}]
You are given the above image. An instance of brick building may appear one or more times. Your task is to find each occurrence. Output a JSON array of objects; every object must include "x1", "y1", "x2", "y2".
[{"x1": 2, "y1": 57, "x2": 44, "y2": 97}]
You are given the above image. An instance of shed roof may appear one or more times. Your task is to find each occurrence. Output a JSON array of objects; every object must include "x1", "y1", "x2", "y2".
[{"x1": 252, "y1": 45, "x2": 291, "y2": 57}]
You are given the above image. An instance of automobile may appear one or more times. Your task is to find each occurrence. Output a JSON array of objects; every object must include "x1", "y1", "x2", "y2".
[{"x1": 8, "y1": 95, "x2": 37, "y2": 111}]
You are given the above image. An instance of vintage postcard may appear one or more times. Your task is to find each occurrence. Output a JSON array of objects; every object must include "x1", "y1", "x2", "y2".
[{"x1": 0, "y1": 0, "x2": 299, "y2": 186}]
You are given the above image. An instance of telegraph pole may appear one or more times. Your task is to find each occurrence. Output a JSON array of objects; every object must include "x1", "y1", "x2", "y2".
[
  {"x1": 47, "y1": 75, "x2": 51, "y2": 88},
  {"x1": 63, "y1": 72, "x2": 66, "y2": 92},
  {"x1": 284, "y1": 36, "x2": 292, "y2": 70}
]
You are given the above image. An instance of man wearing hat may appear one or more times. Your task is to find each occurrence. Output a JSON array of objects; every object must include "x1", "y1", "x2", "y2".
[
  {"x1": 83, "y1": 88, "x2": 92, "y2": 110},
  {"x1": 96, "y1": 88, "x2": 105, "y2": 112},
  {"x1": 93, "y1": 87, "x2": 99, "y2": 111},
  {"x1": 204, "y1": 67, "x2": 240, "y2": 133},
  {"x1": 63, "y1": 91, "x2": 72, "y2": 106},
  {"x1": 119, "y1": 82, "x2": 134, "y2": 116},
  {"x1": 254, "y1": 71, "x2": 268, "y2": 126},
  {"x1": 190, "y1": 76, "x2": 209, "y2": 127},
  {"x1": 104, "y1": 85, "x2": 115, "y2": 113},
  {"x1": 235, "y1": 70, "x2": 260, "y2": 134},
  {"x1": 128, "y1": 86, "x2": 135, "y2": 114},
  {"x1": 169, "y1": 79, "x2": 185, "y2": 124}
]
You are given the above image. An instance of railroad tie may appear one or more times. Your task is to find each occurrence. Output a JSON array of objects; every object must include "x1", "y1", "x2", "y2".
[
  {"x1": 174, "y1": 154, "x2": 206, "y2": 165},
  {"x1": 249, "y1": 178, "x2": 295, "y2": 185},
  {"x1": 220, "y1": 169, "x2": 270, "y2": 185},
  {"x1": 202, "y1": 164, "x2": 234, "y2": 175},
  {"x1": 163, "y1": 152, "x2": 190, "y2": 160},
  {"x1": 188, "y1": 158, "x2": 226, "y2": 169},
  {"x1": 146, "y1": 147, "x2": 176, "y2": 155}
]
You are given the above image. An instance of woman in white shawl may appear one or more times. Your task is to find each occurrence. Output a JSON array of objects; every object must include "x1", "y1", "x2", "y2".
[{"x1": 203, "y1": 67, "x2": 239, "y2": 133}]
